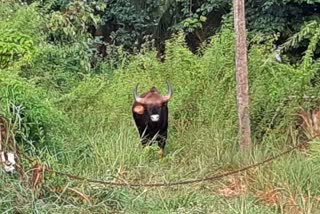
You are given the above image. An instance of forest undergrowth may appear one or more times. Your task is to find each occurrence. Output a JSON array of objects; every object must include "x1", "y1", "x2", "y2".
[{"x1": 1, "y1": 2, "x2": 320, "y2": 213}]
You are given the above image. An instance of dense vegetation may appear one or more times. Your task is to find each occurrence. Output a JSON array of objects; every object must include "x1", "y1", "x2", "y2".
[{"x1": 1, "y1": 0, "x2": 320, "y2": 213}]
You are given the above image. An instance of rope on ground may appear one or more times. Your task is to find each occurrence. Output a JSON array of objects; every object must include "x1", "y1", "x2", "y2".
[
  {"x1": 43, "y1": 142, "x2": 307, "y2": 187},
  {"x1": 0, "y1": 110, "x2": 311, "y2": 188}
]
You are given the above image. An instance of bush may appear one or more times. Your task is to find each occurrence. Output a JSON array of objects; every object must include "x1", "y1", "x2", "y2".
[
  {"x1": 0, "y1": 1, "x2": 105, "y2": 94},
  {"x1": 61, "y1": 28, "x2": 320, "y2": 145},
  {"x1": 0, "y1": 70, "x2": 65, "y2": 151},
  {"x1": 0, "y1": 2, "x2": 42, "y2": 69}
]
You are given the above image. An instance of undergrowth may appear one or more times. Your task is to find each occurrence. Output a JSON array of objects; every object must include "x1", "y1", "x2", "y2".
[{"x1": 1, "y1": 4, "x2": 320, "y2": 213}]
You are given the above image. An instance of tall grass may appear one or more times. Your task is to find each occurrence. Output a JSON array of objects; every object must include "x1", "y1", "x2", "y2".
[{"x1": 1, "y1": 23, "x2": 320, "y2": 214}]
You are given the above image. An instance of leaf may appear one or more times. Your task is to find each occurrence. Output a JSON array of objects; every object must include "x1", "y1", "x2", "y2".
[{"x1": 199, "y1": 16, "x2": 207, "y2": 22}]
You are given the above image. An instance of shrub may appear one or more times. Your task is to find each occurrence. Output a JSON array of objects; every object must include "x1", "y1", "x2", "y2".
[
  {"x1": 0, "y1": 70, "x2": 65, "y2": 151},
  {"x1": 61, "y1": 28, "x2": 320, "y2": 145},
  {"x1": 0, "y1": 2, "x2": 41, "y2": 69}
]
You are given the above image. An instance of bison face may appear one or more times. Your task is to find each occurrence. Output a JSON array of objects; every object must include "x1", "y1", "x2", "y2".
[
  {"x1": 133, "y1": 83, "x2": 172, "y2": 123},
  {"x1": 146, "y1": 103, "x2": 168, "y2": 122}
]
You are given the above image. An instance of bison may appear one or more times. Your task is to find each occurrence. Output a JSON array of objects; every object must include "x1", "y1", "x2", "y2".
[{"x1": 132, "y1": 82, "x2": 173, "y2": 158}]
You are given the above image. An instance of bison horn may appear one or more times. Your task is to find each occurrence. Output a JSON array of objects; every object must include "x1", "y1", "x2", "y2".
[
  {"x1": 134, "y1": 84, "x2": 144, "y2": 103},
  {"x1": 162, "y1": 82, "x2": 173, "y2": 103}
]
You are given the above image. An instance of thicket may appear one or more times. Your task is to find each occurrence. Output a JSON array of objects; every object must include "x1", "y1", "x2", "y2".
[
  {"x1": 1, "y1": 1, "x2": 320, "y2": 212},
  {"x1": 22, "y1": 0, "x2": 319, "y2": 59},
  {"x1": 1, "y1": 0, "x2": 320, "y2": 161}
]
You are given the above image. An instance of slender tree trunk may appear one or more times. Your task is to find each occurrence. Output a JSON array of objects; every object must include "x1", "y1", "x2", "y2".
[{"x1": 234, "y1": 0, "x2": 252, "y2": 151}]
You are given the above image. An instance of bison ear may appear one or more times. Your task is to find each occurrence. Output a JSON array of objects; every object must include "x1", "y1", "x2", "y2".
[{"x1": 133, "y1": 105, "x2": 145, "y2": 115}]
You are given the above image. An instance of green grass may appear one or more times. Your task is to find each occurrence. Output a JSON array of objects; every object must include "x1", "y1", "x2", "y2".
[
  {"x1": 2, "y1": 123, "x2": 320, "y2": 213},
  {"x1": 1, "y1": 26, "x2": 320, "y2": 213}
]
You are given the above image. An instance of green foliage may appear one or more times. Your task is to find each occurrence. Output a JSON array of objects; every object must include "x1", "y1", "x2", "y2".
[
  {"x1": 21, "y1": 0, "x2": 320, "y2": 62},
  {"x1": 247, "y1": 0, "x2": 318, "y2": 34},
  {"x1": 61, "y1": 28, "x2": 318, "y2": 144},
  {"x1": 20, "y1": 44, "x2": 87, "y2": 92},
  {"x1": 183, "y1": 16, "x2": 206, "y2": 32},
  {"x1": 0, "y1": 30, "x2": 35, "y2": 69},
  {"x1": 0, "y1": 1, "x2": 43, "y2": 40},
  {"x1": 1, "y1": 1, "x2": 320, "y2": 213},
  {"x1": 2, "y1": 30, "x2": 318, "y2": 212},
  {"x1": 45, "y1": 0, "x2": 105, "y2": 44},
  {"x1": 42, "y1": 0, "x2": 107, "y2": 72},
  {"x1": 0, "y1": 0, "x2": 106, "y2": 92},
  {"x1": 100, "y1": 0, "x2": 161, "y2": 51},
  {"x1": 281, "y1": 17, "x2": 320, "y2": 66},
  {"x1": 0, "y1": 2, "x2": 67, "y2": 150},
  {"x1": 0, "y1": 1, "x2": 42, "y2": 69},
  {"x1": 0, "y1": 70, "x2": 65, "y2": 150}
]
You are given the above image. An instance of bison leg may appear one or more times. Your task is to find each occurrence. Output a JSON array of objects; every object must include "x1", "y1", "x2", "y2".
[
  {"x1": 159, "y1": 147, "x2": 164, "y2": 158},
  {"x1": 157, "y1": 132, "x2": 167, "y2": 158},
  {"x1": 158, "y1": 141, "x2": 166, "y2": 158}
]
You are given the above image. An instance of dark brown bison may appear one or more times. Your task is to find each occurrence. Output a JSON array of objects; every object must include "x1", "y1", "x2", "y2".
[{"x1": 132, "y1": 82, "x2": 173, "y2": 158}]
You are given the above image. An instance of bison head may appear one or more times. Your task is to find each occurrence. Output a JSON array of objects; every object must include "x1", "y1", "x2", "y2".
[{"x1": 133, "y1": 82, "x2": 173, "y2": 122}]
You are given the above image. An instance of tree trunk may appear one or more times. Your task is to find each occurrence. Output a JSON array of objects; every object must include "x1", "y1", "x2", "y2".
[{"x1": 234, "y1": 0, "x2": 252, "y2": 151}]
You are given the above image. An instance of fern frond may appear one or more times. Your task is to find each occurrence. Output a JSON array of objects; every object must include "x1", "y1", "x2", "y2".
[{"x1": 280, "y1": 17, "x2": 320, "y2": 67}]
